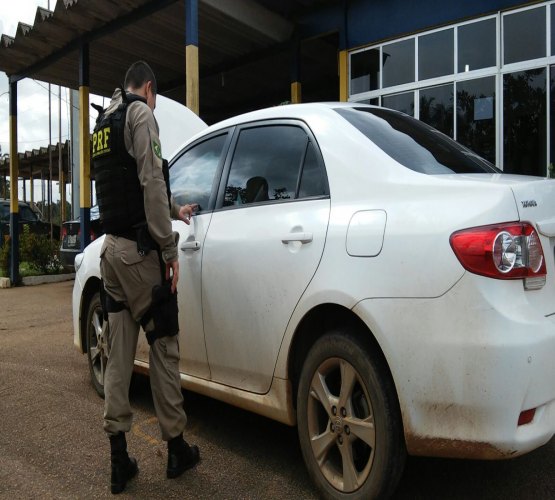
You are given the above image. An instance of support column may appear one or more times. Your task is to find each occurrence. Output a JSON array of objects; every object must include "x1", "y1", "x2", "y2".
[
  {"x1": 9, "y1": 80, "x2": 19, "y2": 285},
  {"x1": 338, "y1": 50, "x2": 348, "y2": 102},
  {"x1": 291, "y1": 34, "x2": 301, "y2": 104},
  {"x1": 79, "y1": 43, "x2": 91, "y2": 250},
  {"x1": 30, "y1": 169, "x2": 34, "y2": 204},
  {"x1": 58, "y1": 86, "x2": 64, "y2": 227},
  {"x1": 59, "y1": 167, "x2": 65, "y2": 226},
  {"x1": 338, "y1": 0, "x2": 349, "y2": 102},
  {"x1": 185, "y1": 0, "x2": 199, "y2": 115},
  {"x1": 70, "y1": 89, "x2": 80, "y2": 220}
]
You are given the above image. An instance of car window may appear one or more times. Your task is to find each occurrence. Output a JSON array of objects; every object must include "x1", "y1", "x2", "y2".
[
  {"x1": 298, "y1": 141, "x2": 328, "y2": 198},
  {"x1": 335, "y1": 107, "x2": 501, "y2": 175},
  {"x1": 170, "y1": 134, "x2": 227, "y2": 212},
  {"x1": 223, "y1": 125, "x2": 309, "y2": 207}
]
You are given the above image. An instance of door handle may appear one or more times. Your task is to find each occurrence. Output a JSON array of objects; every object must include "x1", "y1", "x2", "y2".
[
  {"x1": 181, "y1": 240, "x2": 201, "y2": 251},
  {"x1": 281, "y1": 232, "x2": 313, "y2": 244}
]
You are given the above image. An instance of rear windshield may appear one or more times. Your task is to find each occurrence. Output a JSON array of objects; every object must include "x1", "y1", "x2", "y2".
[{"x1": 335, "y1": 107, "x2": 500, "y2": 175}]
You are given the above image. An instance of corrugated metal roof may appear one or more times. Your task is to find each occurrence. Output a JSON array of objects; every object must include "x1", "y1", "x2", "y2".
[
  {"x1": 0, "y1": 141, "x2": 71, "y2": 182},
  {"x1": 0, "y1": 0, "x2": 340, "y2": 124}
]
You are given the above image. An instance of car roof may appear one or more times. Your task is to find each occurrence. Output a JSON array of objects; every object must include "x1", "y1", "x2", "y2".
[
  {"x1": 0, "y1": 198, "x2": 31, "y2": 206},
  {"x1": 212, "y1": 102, "x2": 368, "y2": 130},
  {"x1": 173, "y1": 102, "x2": 373, "y2": 158}
]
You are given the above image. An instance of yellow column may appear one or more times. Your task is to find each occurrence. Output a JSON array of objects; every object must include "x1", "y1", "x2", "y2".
[
  {"x1": 338, "y1": 49, "x2": 348, "y2": 102},
  {"x1": 9, "y1": 80, "x2": 20, "y2": 284},
  {"x1": 291, "y1": 82, "x2": 302, "y2": 104},
  {"x1": 186, "y1": 44, "x2": 199, "y2": 115}
]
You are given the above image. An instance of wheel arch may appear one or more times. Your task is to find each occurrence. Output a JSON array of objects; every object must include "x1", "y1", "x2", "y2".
[
  {"x1": 287, "y1": 303, "x2": 401, "y2": 414},
  {"x1": 79, "y1": 276, "x2": 101, "y2": 353}
]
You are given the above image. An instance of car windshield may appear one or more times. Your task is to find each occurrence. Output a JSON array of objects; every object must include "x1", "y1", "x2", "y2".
[{"x1": 335, "y1": 107, "x2": 500, "y2": 175}]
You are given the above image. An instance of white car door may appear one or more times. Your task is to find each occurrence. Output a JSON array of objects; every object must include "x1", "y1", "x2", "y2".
[
  {"x1": 154, "y1": 132, "x2": 230, "y2": 379},
  {"x1": 202, "y1": 122, "x2": 330, "y2": 394}
]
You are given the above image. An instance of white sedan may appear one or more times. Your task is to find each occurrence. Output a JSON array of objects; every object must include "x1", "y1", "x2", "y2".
[{"x1": 73, "y1": 102, "x2": 555, "y2": 499}]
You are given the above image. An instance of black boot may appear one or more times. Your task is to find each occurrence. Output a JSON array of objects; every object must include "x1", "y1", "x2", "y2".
[
  {"x1": 109, "y1": 432, "x2": 138, "y2": 494},
  {"x1": 167, "y1": 434, "x2": 200, "y2": 479}
]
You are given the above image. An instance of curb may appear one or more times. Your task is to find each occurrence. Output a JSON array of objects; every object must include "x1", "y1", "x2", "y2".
[{"x1": 21, "y1": 273, "x2": 75, "y2": 286}]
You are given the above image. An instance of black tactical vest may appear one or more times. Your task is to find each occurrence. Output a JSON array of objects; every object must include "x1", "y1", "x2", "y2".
[{"x1": 93, "y1": 91, "x2": 147, "y2": 235}]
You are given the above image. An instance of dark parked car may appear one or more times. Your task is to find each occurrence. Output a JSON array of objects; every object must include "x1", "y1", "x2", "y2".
[
  {"x1": 0, "y1": 198, "x2": 60, "y2": 246},
  {"x1": 60, "y1": 205, "x2": 102, "y2": 271}
]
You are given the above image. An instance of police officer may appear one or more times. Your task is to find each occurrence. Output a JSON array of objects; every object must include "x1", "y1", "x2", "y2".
[{"x1": 93, "y1": 61, "x2": 200, "y2": 494}]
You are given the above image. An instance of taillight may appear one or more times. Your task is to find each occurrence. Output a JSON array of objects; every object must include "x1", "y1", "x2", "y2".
[
  {"x1": 450, "y1": 222, "x2": 546, "y2": 287},
  {"x1": 61, "y1": 226, "x2": 67, "y2": 238},
  {"x1": 90, "y1": 229, "x2": 96, "y2": 242}
]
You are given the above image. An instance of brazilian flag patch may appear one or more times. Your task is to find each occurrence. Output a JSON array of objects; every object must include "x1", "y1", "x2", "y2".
[{"x1": 152, "y1": 140, "x2": 162, "y2": 159}]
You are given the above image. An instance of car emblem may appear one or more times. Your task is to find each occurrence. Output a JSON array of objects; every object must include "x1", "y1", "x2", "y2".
[{"x1": 521, "y1": 200, "x2": 537, "y2": 208}]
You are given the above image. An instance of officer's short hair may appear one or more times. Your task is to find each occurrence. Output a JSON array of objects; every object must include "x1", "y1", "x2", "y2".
[{"x1": 124, "y1": 61, "x2": 157, "y2": 95}]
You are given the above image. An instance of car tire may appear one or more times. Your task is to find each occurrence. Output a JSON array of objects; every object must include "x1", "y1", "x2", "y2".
[
  {"x1": 85, "y1": 291, "x2": 107, "y2": 398},
  {"x1": 297, "y1": 331, "x2": 406, "y2": 499}
]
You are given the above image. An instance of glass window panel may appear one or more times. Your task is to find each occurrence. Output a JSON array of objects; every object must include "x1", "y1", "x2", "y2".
[
  {"x1": 382, "y1": 92, "x2": 414, "y2": 116},
  {"x1": 504, "y1": 7, "x2": 546, "y2": 65},
  {"x1": 382, "y1": 39, "x2": 415, "y2": 88},
  {"x1": 335, "y1": 107, "x2": 499, "y2": 175},
  {"x1": 458, "y1": 19, "x2": 496, "y2": 72},
  {"x1": 224, "y1": 126, "x2": 308, "y2": 207},
  {"x1": 456, "y1": 77, "x2": 496, "y2": 164},
  {"x1": 170, "y1": 134, "x2": 226, "y2": 212},
  {"x1": 419, "y1": 28, "x2": 454, "y2": 80},
  {"x1": 350, "y1": 49, "x2": 380, "y2": 94},
  {"x1": 419, "y1": 84, "x2": 454, "y2": 137},
  {"x1": 503, "y1": 68, "x2": 546, "y2": 176},
  {"x1": 357, "y1": 98, "x2": 380, "y2": 105},
  {"x1": 552, "y1": 5, "x2": 555, "y2": 56},
  {"x1": 298, "y1": 142, "x2": 328, "y2": 198}
]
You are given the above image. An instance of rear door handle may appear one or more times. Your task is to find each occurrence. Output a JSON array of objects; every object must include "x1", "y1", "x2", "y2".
[
  {"x1": 181, "y1": 240, "x2": 201, "y2": 251},
  {"x1": 281, "y1": 232, "x2": 313, "y2": 244}
]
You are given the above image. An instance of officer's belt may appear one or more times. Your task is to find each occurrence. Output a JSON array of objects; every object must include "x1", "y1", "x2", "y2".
[{"x1": 110, "y1": 229, "x2": 139, "y2": 241}]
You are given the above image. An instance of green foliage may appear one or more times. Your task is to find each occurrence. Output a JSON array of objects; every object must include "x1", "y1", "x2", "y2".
[
  {"x1": 19, "y1": 225, "x2": 61, "y2": 274},
  {"x1": 0, "y1": 177, "x2": 9, "y2": 199},
  {"x1": 0, "y1": 235, "x2": 10, "y2": 274}
]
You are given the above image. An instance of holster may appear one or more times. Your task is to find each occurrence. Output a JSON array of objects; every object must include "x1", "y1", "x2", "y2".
[
  {"x1": 100, "y1": 279, "x2": 127, "y2": 321},
  {"x1": 136, "y1": 225, "x2": 158, "y2": 257},
  {"x1": 141, "y1": 280, "x2": 179, "y2": 345}
]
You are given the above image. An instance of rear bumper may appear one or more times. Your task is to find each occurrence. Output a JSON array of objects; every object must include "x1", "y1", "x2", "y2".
[{"x1": 353, "y1": 273, "x2": 555, "y2": 459}]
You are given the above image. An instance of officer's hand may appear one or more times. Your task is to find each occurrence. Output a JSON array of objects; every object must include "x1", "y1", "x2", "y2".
[
  {"x1": 178, "y1": 203, "x2": 199, "y2": 225},
  {"x1": 166, "y1": 260, "x2": 179, "y2": 293}
]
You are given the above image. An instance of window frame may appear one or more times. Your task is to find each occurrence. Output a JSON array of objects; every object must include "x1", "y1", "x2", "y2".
[
  {"x1": 346, "y1": 3, "x2": 555, "y2": 174},
  {"x1": 214, "y1": 119, "x2": 329, "y2": 212},
  {"x1": 168, "y1": 128, "x2": 234, "y2": 214}
]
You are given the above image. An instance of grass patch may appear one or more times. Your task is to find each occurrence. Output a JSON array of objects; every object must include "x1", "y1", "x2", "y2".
[{"x1": 0, "y1": 261, "x2": 65, "y2": 278}]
